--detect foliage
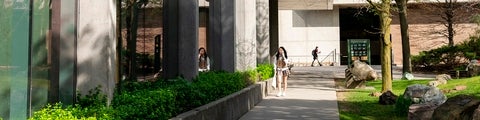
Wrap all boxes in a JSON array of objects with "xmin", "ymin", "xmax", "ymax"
[
  {"xmin": 112, "ymin": 89, "xmax": 176, "ymax": 120},
  {"xmin": 33, "ymin": 65, "xmax": 273, "ymax": 119},
  {"xmin": 76, "ymin": 86, "xmax": 107, "ymax": 108},
  {"xmin": 411, "ymin": 37, "xmax": 480, "ymax": 72},
  {"xmin": 30, "ymin": 86, "xmax": 115, "ymax": 120},
  {"xmin": 113, "ymin": 70, "xmax": 251, "ymax": 119},
  {"xmin": 338, "ymin": 76, "xmax": 480, "ymax": 120},
  {"xmin": 394, "ymin": 95, "xmax": 412, "ymax": 117},
  {"xmin": 30, "ymin": 103, "xmax": 98, "ymax": 120},
  {"xmin": 30, "ymin": 103, "xmax": 81, "ymax": 120},
  {"xmin": 257, "ymin": 64, "xmax": 274, "ymax": 80}
]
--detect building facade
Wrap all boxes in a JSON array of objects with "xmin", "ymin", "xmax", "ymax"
[{"xmin": 0, "ymin": 0, "xmax": 117, "ymax": 119}]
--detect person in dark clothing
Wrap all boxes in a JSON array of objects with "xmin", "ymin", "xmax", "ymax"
[{"xmin": 311, "ymin": 46, "xmax": 321, "ymax": 66}]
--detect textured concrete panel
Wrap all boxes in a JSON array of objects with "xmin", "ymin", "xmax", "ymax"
[
  {"xmin": 256, "ymin": 0, "xmax": 270, "ymax": 64},
  {"xmin": 235, "ymin": 0, "xmax": 257, "ymax": 71},
  {"xmin": 77, "ymin": 0, "xmax": 117, "ymax": 103}
]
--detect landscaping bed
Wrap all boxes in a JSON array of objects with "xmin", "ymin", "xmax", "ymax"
[{"xmin": 336, "ymin": 76, "xmax": 480, "ymax": 120}]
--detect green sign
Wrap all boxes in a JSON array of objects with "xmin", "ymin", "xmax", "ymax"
[{"xmin": 347, "ymin": 39, "xmax": 370, "ymax": 67}]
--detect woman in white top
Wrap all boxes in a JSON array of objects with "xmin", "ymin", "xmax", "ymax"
[
  {"xmin": 273, "ymin": 46, "xmax": 290, "ymax": 97},
  {"xmin": 198, "ymin": 47, "xmax": 210, "ymax": 72}
]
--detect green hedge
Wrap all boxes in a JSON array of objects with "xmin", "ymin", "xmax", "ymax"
[
  {"xmin": 412, "ymin": 36, "xmax": 480, "ymax": 72},
  {"xmin": 30, "ymin": 65, "xmax": 274, "ymax": 120}
]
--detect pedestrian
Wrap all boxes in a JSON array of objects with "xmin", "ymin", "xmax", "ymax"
[
  {"xmin": 273, "ymin": 46, "xmax": 290, "ymax": 97},
  {"xmin": 311, "ymin": 46, "xmax": 321, "ymax": 66},
  {"xmin": 198, "ymin": 47, "xmax": 210, "ymax": 72}
]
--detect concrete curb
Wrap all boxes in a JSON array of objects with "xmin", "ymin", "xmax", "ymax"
[{"xmin": 170, "ymin": 78, "xmax": 274, "ymax": 120}]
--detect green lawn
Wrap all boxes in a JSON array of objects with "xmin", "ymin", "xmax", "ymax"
[{"xmin": 338, "ymin": 76, "xmax": 480, "ymax": 120}]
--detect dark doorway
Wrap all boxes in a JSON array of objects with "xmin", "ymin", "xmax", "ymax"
[{"xmin": 339, "ymin": 8, "xmax": 382, "ymax": 65}]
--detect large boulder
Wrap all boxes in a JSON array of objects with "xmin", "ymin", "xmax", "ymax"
[
  {"xmin": 435, "ymin": 74, "xmax": 451, "ymax": 84},
  {"xmin": 403, "ymin": 84, "xmax": 446, "ymax": 105},
  {"xmin": 432, "ymin": 95, "xmax": 480, "ymax": 120},
  {"xmin": 408, "ymin": 103, "xmax": 439, "ymax": 120},
  {"xmin": 350, "ymin": 60, "xmax": 377, "ymax": 81},
  {"xmin": 379, "ymin": 90, "xmax": 397, "ymax": 105},
  {"xmin": 467, "ymin": 60, "xmax": 480, "ymax": 77}
]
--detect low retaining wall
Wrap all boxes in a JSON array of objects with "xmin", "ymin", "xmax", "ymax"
[{"xmin": 171, "ymin": 78, "xmax": 274, "ymax": 120}]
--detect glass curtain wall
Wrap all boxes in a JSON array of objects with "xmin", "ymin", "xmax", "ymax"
[{"xmin": 0, "ymin": 0, "xmax": 51, "ymax": 119}]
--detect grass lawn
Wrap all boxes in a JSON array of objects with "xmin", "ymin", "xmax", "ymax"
[{"xmin": 337, "ymin": 76, "xmax": 480, "ymax": 120}]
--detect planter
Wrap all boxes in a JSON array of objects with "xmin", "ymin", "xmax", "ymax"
[{"xmin": 170, "ymin": 78, "xmax": 274, "ymax": 120}]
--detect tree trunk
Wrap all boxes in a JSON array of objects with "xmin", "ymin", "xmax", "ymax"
[
  {"xmin": 116, "ymin": 0, "xmax": 123, "ymax": 92},
  {"xmin": 127, "ymin": 1, "xmax": 139, "ymax": 80},
  {"xmin": 446, "ymin": 7, "xmax": 454, "ymax": 47},
  {"xmin": 380, "ymin": 1, "xmax": 393, "ymax": 92},
  {"xmin": 395, "ymin": 0, "xmax": 412, "ymax": 79}
]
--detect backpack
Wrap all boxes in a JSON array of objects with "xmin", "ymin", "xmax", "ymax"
[{"xmin": 312, "ymin": 50, "xmax": 316, "ymax": 56}]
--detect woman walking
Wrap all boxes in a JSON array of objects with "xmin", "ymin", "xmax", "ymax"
[{"xmin": 273, "ymin": 47, "xmax": 290, "ymax": 97}]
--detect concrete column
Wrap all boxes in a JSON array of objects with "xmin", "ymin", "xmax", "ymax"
[
  {"xmin": 208, "ymin": 0, "xmax": 235, "ymax": 72},
  {"xmin": 235, "ymin": 0, "xmax": 257, "ymax": 70},
  {"xmin": 256, "ymin": 0, "xmax": 270, "ymax": 64},
  {"xmin": 269, "ymin": 0, "xmax": 279, "ymax": 60},
  {"xmin": 163, "ymin": 0, "xmax": 199, "ymax": 80},
  {"xmin": 77, "ymin": 0, "xmax": 117, "ymax": 104}
]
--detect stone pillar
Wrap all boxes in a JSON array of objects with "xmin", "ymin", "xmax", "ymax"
[
  {"xmin": 77, "ymin": 0, "xmax": 117, "ymax": 104},
  {"xmin": 163, "ymin": 0, "xmax": 199, "ymax": 80},
  {"xmin": 235, "ymin": 0, "xmax": 257, "ymax": 70},
  {"xmin": 269, "ymin": 0, "xmax": 279, "ymax": 60},
  {"xmin": 208, "ymin": 0, "xmax": 235, "ymax": 72},
  {"xmin": 256, "ymin": 0, "xmax": 270, "ymax": 64}
]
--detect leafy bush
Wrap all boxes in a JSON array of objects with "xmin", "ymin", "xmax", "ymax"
[
  {"xmin": 29, "ymin": 103, "xmax": 97, "ymax": 120},
  {"xmin": 411, "ymin": 37, "xmax": 480, "ymax": 72},
  {"xmin": 112, "ymin": 89, "xmax": 176, "ymax": 120},
  {"xmin": 394, "ymin": 95, "xmax": 412, "ymax": 117},
  {"xmin": 257, "ymin": 64, "xmax": 274, "ymax": 80},
  {"xmin": 112, "ymin": 71, "xmax": 249, "ymax": 119},
  {"xmin": 30, "ymin": 86, "xmax": 115, "ymax": 120},
  {"xmin": 76, "ymin": 86, "xmax": 107, "ymax": 108}
]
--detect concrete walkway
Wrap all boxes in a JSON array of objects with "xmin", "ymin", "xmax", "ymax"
[
  {"xmin": 239, "ymin": 66, "xmax": 341, "ymax": 120},
  {"xmin": 239, "ymin": 65, "xmax": 436, "ymax": 120}
]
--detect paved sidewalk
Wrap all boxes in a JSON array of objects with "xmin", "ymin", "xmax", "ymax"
[
  {"xmin": 239, "ymin": 66, "xmax": 340, "ymax": 120},
  {"xmin": 239, "ymin": 65, "xmax": 436, "ymax": 120}
]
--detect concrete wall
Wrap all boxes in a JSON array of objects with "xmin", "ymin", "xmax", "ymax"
[
  {"xmin": 278, "ymin": 7, "xmax": 340, "ymax": 66},
  {"xmin": 77, "ymin": 0, "xmax": 117, "ymax": 102},
  {"xmin": 256, "ymin": 0, "xmax": 270, "ymax": 64},
  {"xmin": 235, "ymin": 0, "xmax": 257, "ymax": 71}
]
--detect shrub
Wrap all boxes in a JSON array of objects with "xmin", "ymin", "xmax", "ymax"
[
  {"xmin": 76, "ymin": 86, "xmax": 107, "ymax": 108},
  {"xmin": 257, "ymin": 64, "xmax": 274, "ymax": 80},
  {"xmin": 112, "ymin": 89, "xmax": 176, "ymax": 120},
  {"xmin": 30, "ymin": 86, "xmax": 114, "ymax": 120},
  {"xmin": 29, "ymin": 103, "xmax": 96, "ymax": 120},
  {"xmin": 394, "ymin": 95, "xmax": 412, "ymax": 117},
  {"xmin": 411, "ymin": 45, "xmax": 469, "ymax": 72}
]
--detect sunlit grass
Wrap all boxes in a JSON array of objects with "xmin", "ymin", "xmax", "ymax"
[{"xmin": 338, "ymin": 76, "xmax": 480, "ymax": 120}]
